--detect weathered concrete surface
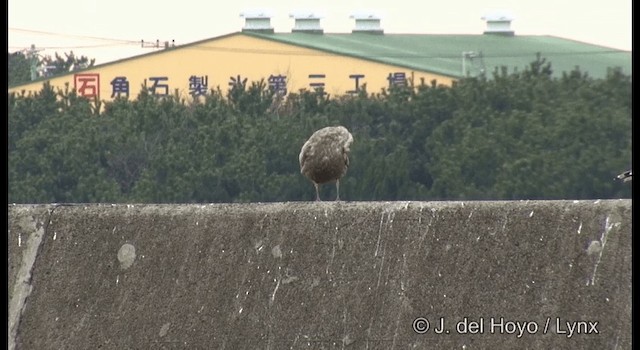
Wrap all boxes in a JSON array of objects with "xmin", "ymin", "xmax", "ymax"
[{"xmin": 8, "ymin": 200, "xmax": 631, "ymax": 349}]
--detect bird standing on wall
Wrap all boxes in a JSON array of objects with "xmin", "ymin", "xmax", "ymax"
[
  {"xmin": 299, "ymin": 126, "xmax": 354, "ymax": 201},
  {"xmin": 616, "ymin": 170, "xmax": 632, "ymax": 182}
]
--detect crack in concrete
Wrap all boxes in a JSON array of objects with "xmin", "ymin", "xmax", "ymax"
[{"xmin": 8, "ymin": 204, "xmax": 59, "ymax": 350}]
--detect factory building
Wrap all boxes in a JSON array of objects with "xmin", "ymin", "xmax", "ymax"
[{"xmin": 8, "ymin": 11, "xmax": 631, "ymax": 102}]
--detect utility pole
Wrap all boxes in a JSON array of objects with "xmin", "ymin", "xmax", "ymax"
[{"xmin": 27, "ymin": 44, "xmax": 43, "ymax": 81}]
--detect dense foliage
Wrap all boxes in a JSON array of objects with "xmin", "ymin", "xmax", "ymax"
[
  {"xmin": 8, "ymin": 57, "xmax": 632, "ymax": 203},
  {"xmin": 8, "ymin": 51, "xmax": 33, "ymax": 86},
  {"xmin": 8, "ymin": 50, "xmax": 96, "ymax": 86}
]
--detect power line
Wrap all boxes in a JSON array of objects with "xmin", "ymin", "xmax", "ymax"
[
  {"xmin": 10, "ymin": 43, "xmax": 139, "ymax": 51},
  {"xmin": 9, "ymin": 27, "xmax": 139, "ymax": 44}
]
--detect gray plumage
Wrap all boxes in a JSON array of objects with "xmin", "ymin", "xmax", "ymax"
[
  {"xmin": 616, "ymin": 170, "xmax": 632, "ymax": 182},
  {"xmin": 299, "ymin": 126, "xmax": 354, "ymax": 201}
]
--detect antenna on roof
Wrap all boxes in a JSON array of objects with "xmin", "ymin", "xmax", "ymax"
[
  {"xmin": 461, "ymin": 51, "xmax": 486, "ymax": 77},
  {"xmin": 140, "ymin": 39, "xmax": 176, "ymax": 49}
]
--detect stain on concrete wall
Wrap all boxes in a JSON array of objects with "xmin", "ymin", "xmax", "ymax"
[{"xmin": 8, "ymin": 200, "xmax": 631, "ymax": 349}]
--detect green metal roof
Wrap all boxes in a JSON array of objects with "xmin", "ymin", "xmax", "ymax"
[
  {"xmin": 245, "ymin": 32, "xmax": 631, "ymax": 79},
  {"xmin": 9, "ymin": 31, "xmax": 631, "ymax": 89}
]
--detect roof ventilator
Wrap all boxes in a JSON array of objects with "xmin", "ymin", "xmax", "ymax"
[
  {"xmin": 290, "ymin": 10, "xmax": 324, "ymax": 34},
  {"xmin": 481, "ymin": 10, "xmax": 515, "ymax": 36},
  {"xmin": 350, "ymin": 11, "xmax": 384, "ymax": 34},
  {"xmin": 240, "ymin": 9, "xmax": 275, "ymax": 33}
]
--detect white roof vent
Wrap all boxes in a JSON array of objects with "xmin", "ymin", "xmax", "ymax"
[
  {"xmin": 290, "ymin": 10, "xmax": 324, "ymax": 34},
  {"xmin": 481, "ymin": 10, "xmax": 515, "ymax": 36},
  {"xmin": 350, "ymin": 11, "xmax": 383, "ymax": 34},
  {"xmin": 240, "ymin": 9, "xmax": 275, "ymax": 33}
]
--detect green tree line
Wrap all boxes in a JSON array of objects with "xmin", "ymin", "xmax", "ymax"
[
  {"xmin": 8, "ymin": 57, "xmax": 631, "ymax": 203},
  {"xmin": 9, "ymin": 50, "xmax": 95, "ymax": 86}
]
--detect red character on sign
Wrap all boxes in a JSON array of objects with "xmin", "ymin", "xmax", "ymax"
[{"xmin": 74, "ymin": 73, "xmax": 100, "ymax": 99}]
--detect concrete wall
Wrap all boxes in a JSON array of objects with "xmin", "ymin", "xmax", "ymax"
[{"xmin": 8, "ymin": 200, "xmax": 631, "ymax": 349}]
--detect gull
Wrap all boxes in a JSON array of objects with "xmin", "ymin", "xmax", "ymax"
[
  {"xmin": 616, "ymin": 170, "xmax": 632, "ymax": 182},
  {"xmin": 299, "ymin": 126, "xmax": 354, "ymax": 201}
]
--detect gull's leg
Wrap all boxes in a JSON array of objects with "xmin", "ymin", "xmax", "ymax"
[
  {"xmin": 335, "ymin": 179, "xmax": 341, "ymax": 201},
  {"xmin": 315, "ymin": 183, "xmax": 321, "ymax": 201}
]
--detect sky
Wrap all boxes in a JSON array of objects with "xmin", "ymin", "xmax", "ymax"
[{"xmin": 8, "ymin": 0, "xmax": 632, "ymax": 65}]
